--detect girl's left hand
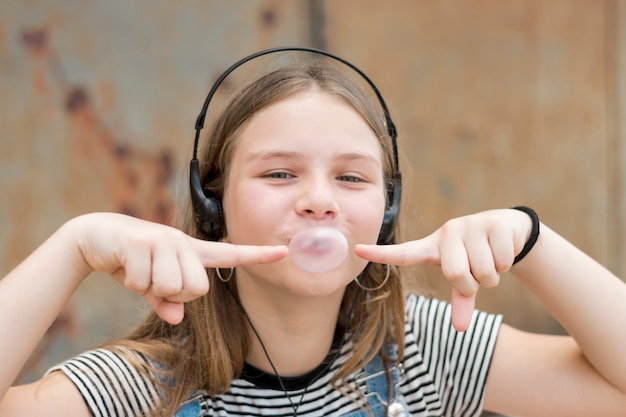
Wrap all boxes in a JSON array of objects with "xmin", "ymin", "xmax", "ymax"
[{"xmin": 355, "ymin": 208, "xmax": 532, "ymax": 331}]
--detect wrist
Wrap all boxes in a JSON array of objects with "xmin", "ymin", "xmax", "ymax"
[
  {"xmin": 510, "ymin": 206, "xmax": 540, "ymax": 265},
  {"xmin": 58, "ymin": 215, "xmax": 98, "ymax": 281}
]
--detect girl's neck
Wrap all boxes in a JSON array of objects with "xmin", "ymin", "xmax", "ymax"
[{"xmin": 237, "ymin": 281, "xmax": 345, "ymax": 377}]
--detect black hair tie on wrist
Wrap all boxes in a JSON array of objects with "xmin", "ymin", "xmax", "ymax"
[{"xmin": 511, "ymin": 206, "xmax": 540, "ymax": 265}]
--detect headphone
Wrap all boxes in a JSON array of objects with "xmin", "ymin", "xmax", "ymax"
[{"xmin": 190, "ymin": 46, "xmax": 402, "ymax": 244}]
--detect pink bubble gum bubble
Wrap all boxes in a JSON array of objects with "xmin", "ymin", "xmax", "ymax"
[{"xmin": 288, "ymin": 227, "xmax": 348, "ymax": 273}]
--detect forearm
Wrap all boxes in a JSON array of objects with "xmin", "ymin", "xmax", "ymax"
[
  {"xmin": 512, "ymin": 223, "xmax": 626, "ymax": 392},
  {"xmin": 0, "ymin": 218, "xmax": 91, "ymax": 399}
]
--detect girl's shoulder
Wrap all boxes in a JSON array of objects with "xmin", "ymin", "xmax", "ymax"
[{"xmin": 46, "ymin": 346, "xmax": 159, "ymax": 416}]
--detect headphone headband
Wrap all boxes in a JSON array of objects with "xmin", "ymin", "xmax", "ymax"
[{"xmin": 192, "ymin": 47, "xmax": 398, "ymax": 170}]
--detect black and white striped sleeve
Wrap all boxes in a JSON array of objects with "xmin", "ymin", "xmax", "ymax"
[
  {"xmin": 405, "ymin": 294, "xmax": 503, "ymax": 417},
  {"xmin": 46, "ymin": 347, "xmax": 160, "ymax": 417}
]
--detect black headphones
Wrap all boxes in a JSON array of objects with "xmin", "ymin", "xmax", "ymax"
[{"xmin": 190, "ymin": 46, "xmax": 402, "ymax": 244}]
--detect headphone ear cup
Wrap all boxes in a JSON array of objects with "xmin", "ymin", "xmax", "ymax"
[
  {"xmin": 377, "ymin": 174, "xmax": 402, "ymax": 245},
  {"xmin": 189, "ymin": 159, "xmax": 223, "ymax": 241}
]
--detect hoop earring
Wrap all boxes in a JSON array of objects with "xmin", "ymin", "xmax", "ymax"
[
  {"xmin": 354, "ymin": 264, "xmax": 391, "ymax": 291},
  {"xmin": 216, "ymin": 267, "xmax": 234, "ymax": 283}
]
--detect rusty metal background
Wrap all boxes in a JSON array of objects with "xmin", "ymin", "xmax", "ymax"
[{"xmin": 1, "ymin": 8, "xmax": 623, "ymax": 417}]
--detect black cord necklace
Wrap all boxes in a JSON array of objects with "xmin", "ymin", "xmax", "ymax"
[{"xmin": 227, "ymin": 286, "xmax": 358, "ymax": 416}]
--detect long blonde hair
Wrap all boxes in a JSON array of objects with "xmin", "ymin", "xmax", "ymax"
[{"xmin": 110, "ymin": 59, "xmax": 406, "ymax": 416}]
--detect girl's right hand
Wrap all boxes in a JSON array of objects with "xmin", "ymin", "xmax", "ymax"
[{"xmin": 70, "ymin": 213, "xmax": 288, "ymax": 324}]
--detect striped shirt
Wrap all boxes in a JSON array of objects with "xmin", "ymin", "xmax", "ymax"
[{"xmin": 48, "ymin": 294, "xmax": 502, "ymax": 416}]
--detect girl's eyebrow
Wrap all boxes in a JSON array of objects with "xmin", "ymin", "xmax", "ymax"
[
  {"xmin": 246, "ymin": 151, "xmax": 302, "ymax": 162},
  {"xmin": 336, "ymin": 152, "xmax": 381, "ymax": 165},
  {"xmin": 246, "ymin": 150, "xmax": 380, "ymax": 166}
]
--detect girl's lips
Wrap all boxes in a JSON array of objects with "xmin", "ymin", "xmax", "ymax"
[{"xmin": 288, "ymin": 227, "xmax": 349, "ymax": 273}]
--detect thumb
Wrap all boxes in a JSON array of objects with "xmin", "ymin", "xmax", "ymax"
[
  {"xmin": 450, "ymin": 287, "xmax": 476, "ymax": 332},
  {"xmin": 148, "ymin": 297, "xmax": 185, "ymax": 325}
]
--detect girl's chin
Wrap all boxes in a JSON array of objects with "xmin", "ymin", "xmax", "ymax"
[
  {"xmin": 239, "ymin": 263, "xmax": 359, "ymax": 298},
  {"xmin": 284, "ymin": 270, "xmax": 353, "ymax": 297}
]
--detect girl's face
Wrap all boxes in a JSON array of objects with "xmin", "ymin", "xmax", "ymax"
[{"xmin": 222, "ymin": 90, "xmax": 386, "ymax": 297}]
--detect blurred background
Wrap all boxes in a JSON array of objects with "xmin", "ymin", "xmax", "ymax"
[{"xmin": 2, "ymin": 1, "xmax": 625, "ymax": 411}]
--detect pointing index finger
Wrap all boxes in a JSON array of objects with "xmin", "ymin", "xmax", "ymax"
[
  {"xmin": 191, "ymin": 239, "xmax": 288, "ymax": 268},
  {"xmin": 355, "ymin": 236, "xmax": 440, "ymax": 266}
]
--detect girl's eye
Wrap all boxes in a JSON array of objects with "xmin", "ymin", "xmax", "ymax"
[
  {"xmin": 337, "ymin": 175, "xmax": 364, "ymax": 183},
  {"xmin": 265, "ymin": 171, "xmax": 293, "ymax": 179}
]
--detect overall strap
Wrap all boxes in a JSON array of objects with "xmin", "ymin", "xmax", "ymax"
[{"xmin": 362, "ymin": 344, "xmax": 409, "ymax": 417}]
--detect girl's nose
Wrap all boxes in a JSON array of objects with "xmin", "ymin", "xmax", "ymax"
[{"xmin": 294, "ymin": 177, "xmax": 340, "ymax": 220}]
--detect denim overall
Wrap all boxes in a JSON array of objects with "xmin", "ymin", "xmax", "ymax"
[
  {"xmin": 345, "ymin": 344, "xmax": 409, "ymax": 417},
  {"xmin": 174, "ymin": 345, "xmax": 409, "ymax": 417}
]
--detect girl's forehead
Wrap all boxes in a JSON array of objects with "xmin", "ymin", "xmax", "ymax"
[
  {"xmin": 251, "ymin": 89, "xmax": 342, "ymax": 116},
  {"xmin": 233, "ymin": 92, "xmax": 381, "ymax": 157},
  {"xmin": 246, "ymin": 91, "xmax": 373, "ymax": 134}
]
